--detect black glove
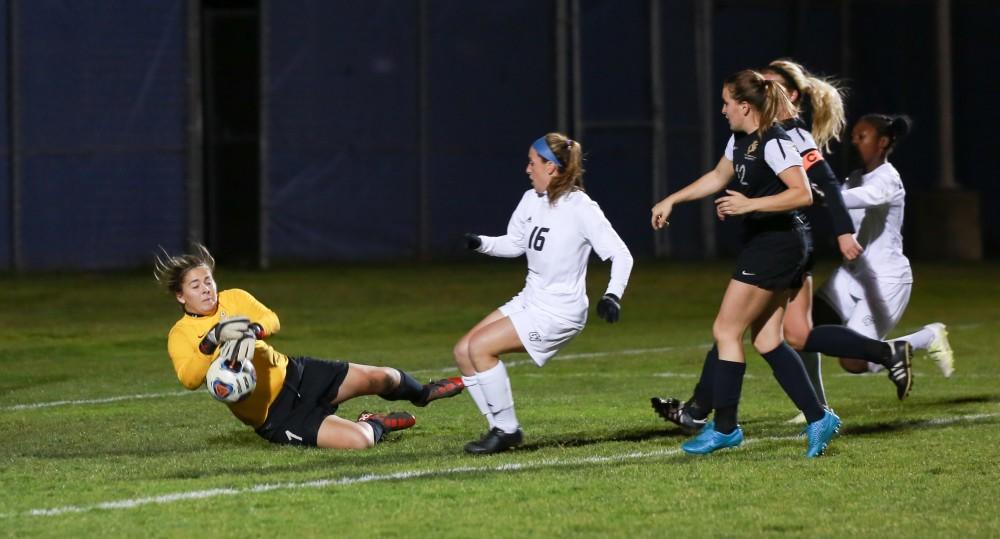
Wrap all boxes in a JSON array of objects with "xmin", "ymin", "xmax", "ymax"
[
  {"xmin": 199, "ymin": 316, "xmax": 251, "ymax": 354},
  {"xmin": 596, "ymin": 293, "xmax": 621, "ymax": 323},
  {"xmin": 464, "ymin": 233, "xmax": 482, "ymax": 250}
]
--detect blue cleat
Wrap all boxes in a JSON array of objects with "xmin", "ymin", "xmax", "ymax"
[
  {"xmin": 805, "ymin": 409, "xmax": 841, "ymax": 458},
  {"xmin": 681, "ymin": 425, "xmax": 743, "ymax": 455}
]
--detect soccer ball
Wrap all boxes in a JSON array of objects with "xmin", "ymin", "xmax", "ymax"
[{"xmin": 205, "ymin": 356, "xmax": 257, "ymax": 403}]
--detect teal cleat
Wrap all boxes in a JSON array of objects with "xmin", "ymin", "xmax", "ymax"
[
  {"xmin": 681, "ymin": 425, "xmax": 743, "ymax": 455},
  {"xmin": 805, "ymin": 409, "xmax": 841, "ymax": 458}
]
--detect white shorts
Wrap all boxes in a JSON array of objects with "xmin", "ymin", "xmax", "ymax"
[
  {"xmin": 499, "ymin": 294, "xmax": 583, "ymax": 367},
  {"xmin": 818, "ymin": 268, "xmax": 912, "ymax": 372}
]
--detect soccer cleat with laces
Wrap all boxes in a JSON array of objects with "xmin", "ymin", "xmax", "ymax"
[
  {"xmin": 886, "ymin": 341, "xmax": 913, "ymax": 400},
  {"xmin": 924, "ymin": 323, "xmax": 954, "ymax": 378},
  {"xmin": 805, "ymin": 409, "xmax": 841, "ymax": 458},
  {"xmin": 356, "ymin": 411, "xmax": 416, "ymax": 432},
  {"xmin": 464, "ymin": 427, "xmax": 523, "ymax": 455},
  {"xmin": 681, "ymin": 425, "xmax": 743, "ymax": 455},
  {"xmin": 414, "ymin": 377, "xmax": 465, "ymax": 407},
  {"xmin": 651, "ymin": 397, "xmax": 709, "ymax": 432}
]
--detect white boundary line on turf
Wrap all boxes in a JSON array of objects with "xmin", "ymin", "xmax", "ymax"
[
  {"xmin": 2, "ymin": 344, "xmax": 710, "ymax": 411},
  {"xmin": 6, "ymin": 410, "xmax": 997, "ymax": 520}
]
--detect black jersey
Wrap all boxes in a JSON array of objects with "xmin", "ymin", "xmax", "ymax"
[
  {"xmin": 780, "ymin": 117, "xmax": 855, "ymax": 237},
  {"xmin": 724, "ymin": 125, "xmax": 805, "ymax": 230}
]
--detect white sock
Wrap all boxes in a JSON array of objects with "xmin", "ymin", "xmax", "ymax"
[
  {"xmin": 898, "ymin": 327, "xmax": 935, "ymax": 350},
  {"xmin": 461, "ymin": 375, "xmax": 496, "ymax": 429},
  {"xmin": 476, "ymin": 361, "xmax": 519, "ymax": 433}
]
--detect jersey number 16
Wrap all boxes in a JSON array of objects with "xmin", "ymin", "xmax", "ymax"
[{"xmin": 528, "ymin": 226, "xmax": 550, "ymax": 251}]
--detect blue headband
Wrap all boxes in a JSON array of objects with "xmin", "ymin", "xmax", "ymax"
[{"xmin": 532, "ymin": 137, "xmax": 563, "ymax": 168}]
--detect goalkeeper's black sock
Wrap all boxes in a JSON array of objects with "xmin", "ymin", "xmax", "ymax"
[
  {"xmin": 711, "ymin": 359, "xmax": 746, "ymax": 435},
  {"xmin": 361, "ymin": 420, "xmax": 386, "ymax": 444},
  {"xmin": 380, "ymin": 369, "xmax": 425, "ymax": 402},
  {"xmin": 803, "ymin": 325, "xmax": 892, "ymax": 366},
  {"xmin": 762, "ymin": 343, "xmax": 824, "ymax": 423}
]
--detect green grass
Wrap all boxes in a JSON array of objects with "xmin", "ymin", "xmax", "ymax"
[{"xmin": 1, "ymin": 260, "xmax": 998, "ymax": 538}]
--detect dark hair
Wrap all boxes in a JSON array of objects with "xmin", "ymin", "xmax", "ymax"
[
  {"xmin": 859, "ymin": 113, "xmax": 912, "ymax": 155},
  {"xmin": 723, "ymin": 69, "xmax": 797, "ymax": 137}
]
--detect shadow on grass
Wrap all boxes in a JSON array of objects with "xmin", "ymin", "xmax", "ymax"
[{"xmin": 515, "ymin": 426, "xmax": 688, "ymax": 452}]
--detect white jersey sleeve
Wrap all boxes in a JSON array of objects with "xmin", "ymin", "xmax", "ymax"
[
  {"xmin": 724, "ymin": 135, "xmax": 735, "ymax": 161},
  {"xmin": 763, "ymin": 138, "xmax": 803, "ymax": 175},
  {"xmin": 578, "ymin": 199, "xmax": 633, "ymax": 299},
  {"xmin": 786, "ymin": 126, "xmax": 818, "ymax": 154},
  {"xmin": 477, "ymin": 191, "xmax": 531, "ymax": 257},
  {"xmin": 842, "ymin": 167, "xmax": 905, "ymax": 209}
]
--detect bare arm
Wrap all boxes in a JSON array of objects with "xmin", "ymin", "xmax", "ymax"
[
  {"xmin": 651, "ymin": 156, "xmax": 734, "ymax": 229},
  {"xmin": 715, "ymin": 165, "xmax": 813, "ymax": 216}
]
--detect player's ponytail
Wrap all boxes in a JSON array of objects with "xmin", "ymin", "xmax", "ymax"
[
  {"xmin": 724, "ymin": 69, "xmax": 796, "ymax": 138},
  {"xmin": 540, "ymin": 132, "xmax": 585, "ymax": 204},
  {"xmin": 764, "ymin": 59, "xmax": 847, "ymax": 153}
]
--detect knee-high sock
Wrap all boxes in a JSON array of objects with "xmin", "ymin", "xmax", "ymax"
[
  {"xmin": 763, "ymin": 343, "xmax": 824, "ymax": 423},
  {"xmin": 476, "ymin": 361, "xmax": 519, "ymax": 433},
  {"xmin": 798, "ymin": 350, "xmax": 827, "ymax": 407},
  {"xmin": 803, "ymin": 325, "xmax": 892, "ymax": 367},
  {"xmin": 461, "ymin": 374, "xmax": 496, "ymax": 429},
  {"xmin": 688, "ymin": 344, "xmax": 718, "ymax": 420},
  {"xmin": 380, "ymin": 369, "xmax": 425, "ymax": 402},
  {"xmin": 712, "ymin": 359, "xmax": 746, "ymax": 435}
]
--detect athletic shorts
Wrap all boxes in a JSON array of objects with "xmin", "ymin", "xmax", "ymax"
[
  {"xmin": 817, "ymin": 267, "xmax": 912, "ymax": 341},
  {"xmin": 499, "ymin": 293, "xmax": 584, "ymax": 367},
  {"xmin": 732, "ymin": 224, "xmax": 812, "ymax": 291},
  {"xmin": 254, "ymin": 357, "xmax": 349, "ymax": 446}
]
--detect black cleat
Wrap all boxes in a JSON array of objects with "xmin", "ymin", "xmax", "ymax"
[
  {"xmin": 886, "ymin": 341, "xmax": 913, "ymax": 400},
  {"xmin": 357, "ymin": 411, "xmax": 416, "ymax": 432},
  {"xmin": 464, "ymin": 427, "xmax": 523, "ymax": 455},
  {"xmin": 414, "ymin": 377, "xmax": 465, "ymax": 407},
  {"xmin": 651, "ymin": 397, "xmax": 709, "ymax": 432}
]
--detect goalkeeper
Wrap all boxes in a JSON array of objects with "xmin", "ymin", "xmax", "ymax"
[{"xmin": 155, "ymin": 243, "xmax": 464, "ymax": 449}]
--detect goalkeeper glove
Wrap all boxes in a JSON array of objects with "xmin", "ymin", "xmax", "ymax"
[
  {"xmin": 199, "ymin": 316, "xmax": 251, "ymax": 354},
  {"xmin": 464, "ymin": 233, "xmax": 482, "ymax": 250},
  {"xmin": 596, "ymin": 293, "xmax": 621, "ymax": 324},
  {"xmin": 218, "ymin": 335, "xmax": 256, "ymax": 368}
]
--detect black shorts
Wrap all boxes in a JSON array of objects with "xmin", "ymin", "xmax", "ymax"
[
  {"xmin": 254, "ymin": 357, "xmax": 349, "ymax": 446},
  {"xmin": 732, "ymin": 224, "xmax": 813, "ymax": 291}
]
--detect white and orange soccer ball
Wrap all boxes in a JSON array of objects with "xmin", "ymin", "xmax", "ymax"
[{"xmin": 205, "ymin": 356, "xmax": 256, "ymax": 403}]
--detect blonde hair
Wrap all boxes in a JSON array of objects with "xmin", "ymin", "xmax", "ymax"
[
  {"xmin": 723, "ymin": 69, "xmax": 797, "ymax": 138},
  {"xmin": 538, "ymin": 132, "xmax": 585, "ymax": 204},
  {"xmin": 764, "ymin": 59, "xmax": 847, "ymax": 153},
  {"xmin": 153, "ymin": 243, "xmax": 215, "ymax": 295}
]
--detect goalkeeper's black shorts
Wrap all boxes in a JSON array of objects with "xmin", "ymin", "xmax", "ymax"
[{"xmin": 254, "ymin": 356, "xmax": 349, "ymax": 446}]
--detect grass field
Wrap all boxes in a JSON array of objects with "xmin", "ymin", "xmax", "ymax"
[{"xmin": 1, "ymin": 259, "xmax": 998, "ymax": 538}]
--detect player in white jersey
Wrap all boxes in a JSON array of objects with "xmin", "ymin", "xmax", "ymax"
[
  {"xmin": 455, "ymin": 132, "xmax": 634, "ymax": 454},
  {"xmin": 809, "ymin": 114, "xmax": 954, "ymax": 378},
  {"xmin": 651, "ymin": 70, "xmax": 840, "ymax": 458}
]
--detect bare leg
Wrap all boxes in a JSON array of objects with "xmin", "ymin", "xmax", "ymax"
[{"xmin": 316, "ymin": 414, "xmax": 377, "ymax": 449}]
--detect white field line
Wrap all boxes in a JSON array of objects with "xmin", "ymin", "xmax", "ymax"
[
  {"xmin": 6, "ymin": 410, "xmax": 997, "ymax": 520},
  {"xmin": 3, "ymin": 344, "xmax": 711, "ymax": 412},
  {"xmin": 4, "ymin": 319, "xmax": 989, "ymax": 411}
]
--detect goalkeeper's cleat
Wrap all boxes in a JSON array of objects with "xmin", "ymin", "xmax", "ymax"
[
  {"xmin": 886, "ymin": 341, "xmax": 913, "ymax": 400},
  {"xmin": 924, "ymin": 323, "xmax": 955, "ymax": 378},
  {"xmin": 464, "ymin": 427, "xmax": 523, "ymax": 455},
  {"xmin": 357, "ymin": 411, "xmax": 416, "ymax": 432},
  {"xmin": 414, "ymin": 377, "xmax": 465, "ymax": 407},
  {"xmin": 681, "ymin": 425, "xmax": 743, "ymax": 455},
  {"xmin": 651, "ymin": 397, "xmax": 708, "ymax": 432},
  {"xmin": 805, "ymin": 409, "xmax": 841, "ymax": 458}
]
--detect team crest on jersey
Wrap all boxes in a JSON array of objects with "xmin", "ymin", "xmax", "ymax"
[
  {"xmin": 528, "ymin": 332, "xmax": 541, "ymax": 342},
  {"xmin": 745, "ymin": 139, "xmax": 758, "ymax": 161}
]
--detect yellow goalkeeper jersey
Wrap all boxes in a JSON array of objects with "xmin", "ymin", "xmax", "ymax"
[{"xmin": 167, "ymin": 288, "xmax": 289, "ymax": 428}]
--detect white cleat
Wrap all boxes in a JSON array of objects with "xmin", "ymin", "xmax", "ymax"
[{"xmin": 925, "ymin": 323, "xmax": 955, "ymax": 378}]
